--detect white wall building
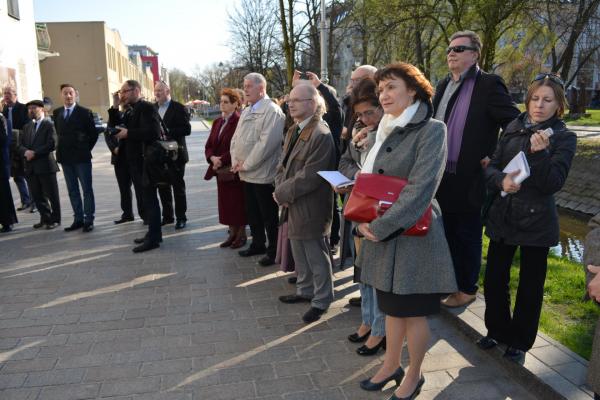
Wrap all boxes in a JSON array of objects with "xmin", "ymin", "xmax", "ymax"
[{"xmin": 0, "ymin": 0, "xmax": 43, "ymax": 101}]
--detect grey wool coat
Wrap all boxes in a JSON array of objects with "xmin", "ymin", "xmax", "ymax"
[
  {"xmin": 274, "ymin": 115, "xmax": 336, "ymax": 240},
  {"xmin": 356, "ymin": 101, "xmax": 458, "ymax": 295}
]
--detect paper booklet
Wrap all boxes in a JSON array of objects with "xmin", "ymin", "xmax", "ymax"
[
  {"xmin": 317, "ymin": 171, "xmax": 355, "ymax": 189},
  {"xmin": 500, "ymin": 151, "xmax": 531, "ymax": 197}
]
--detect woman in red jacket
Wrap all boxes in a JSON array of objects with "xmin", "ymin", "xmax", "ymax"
[{"xmin": 204, "ymin": 88, "xmax": 247, "ymax": 248}]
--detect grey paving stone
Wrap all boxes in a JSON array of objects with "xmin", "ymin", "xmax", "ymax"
[
  {"xmin": 0, "ymin": 373, "xmax": 27, "ymax": 389},
  {"xmin": 140, "ymin": 359, "xmax": 193, "ymax": 376},
  {"xmin": 99, "ymin": 376, "xmax": 161, "ymax": 397},
  {"xmin": 23, "ymin": 368, "xmax": 85, "ymax": 387},
  {"xmin": 37, "ymin": 383, "xmax": 100, "ymax": 400},
  {"xmin": 0, "ymin": 387, "xmax": 40, "ymax": 400},
  {"xmin": 84, "ymin": 363, "xmax": 141, "ymax": 382}
]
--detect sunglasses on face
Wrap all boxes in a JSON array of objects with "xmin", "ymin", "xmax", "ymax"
[
  {"xmin": 532, "ymin": 73, "xmax": 565, "ymax": 88},
  {"xmin": 446, "ymin": 45, "xmax": 478, "ymax": 54}
]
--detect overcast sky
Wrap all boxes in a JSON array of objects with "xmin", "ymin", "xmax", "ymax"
[{"xmin": 34, "ymin": 0, "xmax": 239, "ymax": 74}]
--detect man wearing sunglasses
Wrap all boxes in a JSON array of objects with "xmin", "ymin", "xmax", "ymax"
[{"xmin": 433, "ymin": 30, "xmax": 520, "ymax": 308}]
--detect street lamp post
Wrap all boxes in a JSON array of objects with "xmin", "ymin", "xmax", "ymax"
[{"xmin": 320, "ymin": 0, "xmax": 329, "ymax": 84}]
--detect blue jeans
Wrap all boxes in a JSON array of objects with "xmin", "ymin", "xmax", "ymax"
[
  {"xmin": 360, "ymin": 283, "xmax": 385, "ymax": 337},
  {"xmin": 13, "ymin": 175, "xmax": 31, "ymax": 206},
  {"xmin": 62, "ymin": 162, "xmax": 95, "ymax": 224}
]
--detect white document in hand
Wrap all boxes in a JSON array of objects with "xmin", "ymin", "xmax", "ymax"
[
  {"xmin": 317, "ymin": 171, "xmax": 355, "ymax": 189},
  {"xmin": 500, "ymin": 151, "xmax": 530, "ymax": 197}
]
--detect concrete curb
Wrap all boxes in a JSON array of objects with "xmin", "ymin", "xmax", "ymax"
[{"xmin": 440, "ymin": 294, "xmax": 594, "ymax": 399}]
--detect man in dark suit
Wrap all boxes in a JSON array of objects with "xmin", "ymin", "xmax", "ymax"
[
  {"xmin": 154, "ymin": 82, "xmax": 191, "ymax": 230},
  {"xmin": 53, "ymin": 84, "xmax": 98, "ymax": 232},
  {"xmin": 2, "ymin": 85, "xmax": 33, "ymax": 211},
  {"xmin": 105, "ymin": 102, "xmax": 136, "ymax": 224},
  {"xmin": 433, "ymin": 30, "xmax": 520, "ymax": 307},
  {"xmin": 114, "ymin": 80, "xmax": 162, "ymax": 253},
  {"xmin": 19, "ymin": 100, "xmax": 61, "ymax": 229}
]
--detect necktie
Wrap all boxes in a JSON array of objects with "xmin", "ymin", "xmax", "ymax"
[
  {"xmin": 6, "ymin": 108, "xmax": 13, "ymax": 134},
  {"xmin": 65, "ymin": 108, "xmax": 71, "ymax": 121},
  {"xmin": 283, "ymin": 126, "xmax": 302, "ymax": 168}
]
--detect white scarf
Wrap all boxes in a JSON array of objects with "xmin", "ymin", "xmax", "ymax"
[{"xmin": 361, "ymin": 101, "xmax": 420, "ymax": 173}]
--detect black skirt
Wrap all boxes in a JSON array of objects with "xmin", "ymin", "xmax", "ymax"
[{"xmin": 376, "ymin": 290, "xmax": 441, "ymax": 317}]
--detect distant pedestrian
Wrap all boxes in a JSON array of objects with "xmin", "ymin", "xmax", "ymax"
[
  {"xmin": 19, "ymin": 100, "xmax": 61, "ymax": 229},
  {"xmin": 154, "ymin": 81, "xmax": 191, "ymax": 230},
  {"xmin": 53, "ymin": 84, "xmax": 98, "ymax": 233}
]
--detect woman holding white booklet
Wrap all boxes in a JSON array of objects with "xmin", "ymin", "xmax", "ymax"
[{"xmin": 478, "ymin": 73, "xmax": 577, "ymax": 362}]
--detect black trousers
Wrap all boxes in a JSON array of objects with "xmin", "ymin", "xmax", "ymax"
[
  {"xmin": 484, "ymin": 240, "xmax": 549, "ymax": 351},
  {"xmin": 442, "ymin": 212, "xmax": 483, "ymax": 295},
  {"xmin": 158, "ymin": 163, "xmax": 187, "ymax": 222},
  {"xmin": 114, "ymin": 163, "xmax": 134, "ymax": 219},
  {"xmin": 27, "ymin": 172, "xmax": 60, "ymax": 224},
  {"xmin": 243, "ymin": 182, "xmax": 278, "ymax": 259},
  {"xmin": 129, "ymin": 160, "xmax": 145, "ymax": 221},
  {"xmin": 330, "ymin": 192, "xmax": 341, "ymax": 246},
  {"xmin": 142, "ymin": 183, "xmax": 162, "ymax": 244}
]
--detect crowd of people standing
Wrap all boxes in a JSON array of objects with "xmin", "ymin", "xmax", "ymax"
[{"xmin": 0, "ymin": 29, "xmax": 599, "ymax": 400}]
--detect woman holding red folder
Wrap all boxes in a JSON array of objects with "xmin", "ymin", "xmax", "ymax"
[
  {"xmin": 354, "ymin": 63, "xmax": 457, "ymax": 400},
  {"xmin": 478, "ymin": 73, "xmax": 577, "ymax": 362}
]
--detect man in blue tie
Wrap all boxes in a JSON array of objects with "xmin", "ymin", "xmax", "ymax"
[
  {"xmin": 52, "ymin": 84, "xmax": 98, "ymax": 232},
  {"xmin": 2, "ymin": 85, "xmax": 33, "ymax": 212}
]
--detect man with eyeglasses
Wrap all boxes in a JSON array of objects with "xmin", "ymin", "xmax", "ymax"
[
  {"xmin": 154, "ymin": 81, "xmax": 191, "ymax": 230},
  {"xmin": 433, "ymin": 30, "xmax": 520, "ymax": 308},
  {"xmin": 275, "ymin": 83, "xmax": 336, "ymax": 323},
  {"xmin": 112, "ymin": 80, "xmax": 163, "ymax": 252}
]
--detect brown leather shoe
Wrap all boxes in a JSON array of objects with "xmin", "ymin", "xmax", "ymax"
[
  {"xmin": 219, "ymin": 237, "xmax": 235, "ymax": 248},
  {"xmin": 441, "ymin": 292, "xmax": 476, "ymax": 308},
  {"xmin": 229, "ymin": 236, "xmax": 247, "ymax": 249}
]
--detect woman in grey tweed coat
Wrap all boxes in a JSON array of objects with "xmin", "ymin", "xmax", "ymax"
[{"xmin": 356, "ymin": 63, "xmax": 457, "ymax": 400}]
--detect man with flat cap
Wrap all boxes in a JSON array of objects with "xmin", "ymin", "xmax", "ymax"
[{"xmin": 19, "ymin": 100, "xmax": 61, "ymax": 229}]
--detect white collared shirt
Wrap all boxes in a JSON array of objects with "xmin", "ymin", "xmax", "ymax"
[{"xmin": 158, "ymin": 99, "xmax": 171, "ymax": 119}]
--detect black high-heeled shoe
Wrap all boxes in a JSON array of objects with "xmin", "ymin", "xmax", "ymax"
[
  {"xmin": 348, "ymin": 329, "xmax": 371, "ymax": 343},
  {"xmin": 388, "ymin": 376, "xmax": 425, "ymax": 400},
  {"xmin": 360, "ymin": 366, "xmax": 405, "ymax": 391},
  {"xmin": 356, "ymin": 336, "xmax": 386, "ymax": 356}
]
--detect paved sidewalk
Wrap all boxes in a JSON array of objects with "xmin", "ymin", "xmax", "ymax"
[{"xmin": 0, "ymin": 122, "xmax": 538, "ymax": 399}]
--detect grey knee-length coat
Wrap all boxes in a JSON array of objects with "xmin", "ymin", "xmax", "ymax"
[{"xmin": 356, "ymin": 101, "xmax": 457, "ymax": 296}]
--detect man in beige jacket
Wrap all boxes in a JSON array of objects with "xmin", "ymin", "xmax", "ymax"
[{"xmin": 230, "ymin": 73, "xmax": 285, "ymax": 266}]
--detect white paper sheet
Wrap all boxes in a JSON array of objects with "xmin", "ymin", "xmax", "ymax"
[
  {"xmin": 500, "ymin": 151, "xmax": 530, "ymax": 197},
  {"xmin": 317, "ymin": 171, "xmax": 355, "ymax": 188}
]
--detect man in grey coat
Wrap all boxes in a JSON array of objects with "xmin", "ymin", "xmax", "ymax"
[{"xmin": 275, "ymin": 84, "xmax": 336, "ymax": 323}]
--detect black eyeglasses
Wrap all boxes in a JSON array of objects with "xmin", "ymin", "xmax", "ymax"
[
  {"xmin": 446, "ymin": 45, "xmax": 478, "ymax": 54},
  {"xmin": 532, "ymin": 73, "xmax": 565, "ymax": 88}
]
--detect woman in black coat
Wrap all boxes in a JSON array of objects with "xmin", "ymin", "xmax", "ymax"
[
  {"xmin": 0, "ymin": 113, "xmax": 18, "ymax": 232},
  {"xmin": 478, "ymin": 73, "xmax": 577, "ymax": 362}
]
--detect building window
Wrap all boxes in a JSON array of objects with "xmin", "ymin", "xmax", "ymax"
[{"xmin": 7, "ymin": 0, "xmax": 20, "ymax": 20}]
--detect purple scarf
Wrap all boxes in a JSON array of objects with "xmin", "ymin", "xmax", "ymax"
[{"xmin": 445, "ymin": 66, "xmax": 479, "ymax": 173}]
